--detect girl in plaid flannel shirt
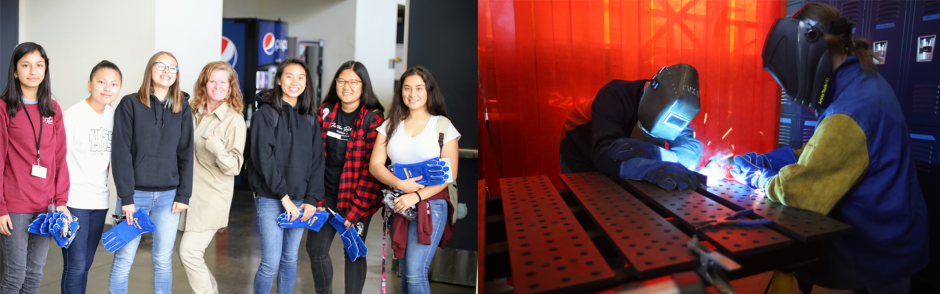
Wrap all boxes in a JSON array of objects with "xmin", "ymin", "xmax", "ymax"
[{"xmin": 306, "ymin": 61, "xmax": 385, "ymax": 294}]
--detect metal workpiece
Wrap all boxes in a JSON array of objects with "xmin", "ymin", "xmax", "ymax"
[
  {"xmin": 620, "ymin": 179, "xmax": 791, "ymax": 257},
  {"xmin": 559, "ymin": 173, "xmax": 697, "ymax": 278},
  {"xmin": 500, "ymin": 176, "xmax": 615, "ymax": 294},
  {"xmin": 702, "ymin": 180, "xmax": 852, "ymax": 243}
]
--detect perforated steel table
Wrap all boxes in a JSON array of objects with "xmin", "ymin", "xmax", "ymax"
[{"xmin": 487, "ymin": 172, "xmax": 854, "ymax": 293}]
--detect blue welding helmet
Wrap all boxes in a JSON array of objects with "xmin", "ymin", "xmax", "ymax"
[
  {"xmin": 762, "ymin": 12, "xmax": 853, "ymax": 115},
  {"xmin": 637, "ymin": 63, "xmax": 701, "ymax": 141}
]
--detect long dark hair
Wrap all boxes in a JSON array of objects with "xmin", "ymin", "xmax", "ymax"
[
  {"xmin": 1, "ymin": 42, "xmax": 55, "ymax": 118},
  {"xmin": 260, "ymin": 58, "xmax": 315, "ymax": 115},
  {"xmin": 795, "ymin": 3, "xmax": 880, "ymax": 75},
  {"xmin": 322, "ymin": 60, "xmax": 384, "ymax": 112},
  {"xmin": 384, "ymin": 66, "xmax": 447, "ymax": 144}
]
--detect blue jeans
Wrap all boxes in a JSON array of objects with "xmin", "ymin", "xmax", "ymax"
[
  {"xmin": 61, "ymin": 207, "xmax": 107, "ymax": 294},
  {"xmin": 253, "ymin": 196, "xmax": 305, "ymax": 294},
  {"xmin": 108, "ymin": 190, "xmax": 181, "ymax": 294},
  {"xmin": 400, "ymin": 199, "xmax": 448, "ymax": 294},
  {"xmin": 0, "ymin": 212, "xmax": 52, "ymax": 293}
]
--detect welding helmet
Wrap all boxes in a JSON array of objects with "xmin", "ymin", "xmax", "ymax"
[
  {"xmin": 762, "ymin": 11, "xmax": 853, "ymax": 115},
  {"xmin": 637, "ymin": 63, "xmax": 701, "ymax": 141}
]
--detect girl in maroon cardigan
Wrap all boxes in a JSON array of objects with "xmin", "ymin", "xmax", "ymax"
[
  {"xmin": 0, "ymin": 42, "xmax": 70, "ymax": 293},
  {"xmin": 370, "ymin": 66, "xmax": 459, "ymax": 294}
]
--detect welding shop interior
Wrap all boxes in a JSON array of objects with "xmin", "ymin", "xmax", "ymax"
[{"xmin": 479, "ymin": 0, "xmax": 940, "ymax": 293}]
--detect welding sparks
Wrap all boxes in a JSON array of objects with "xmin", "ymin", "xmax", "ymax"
[
  {"xmin": 707, "ymin": 141, "xmax": 712, "ymax": 146},
  {"xmin": 732, "ymin": 144, "xmax": 735, "ymax": 150},
  {"xmin": 759, "ymin": 131, "xmax": 764, "ymax": 136},
  {"xmin": 721, "ymin": 128, "xmax": 733, "ymax": 140},
  {"xmin": 693, "ymin": 131, "xmax": 696, "ymax": 138},
  {"xmin": 720, "ymin": 153, "xmax": 734, "ymax": 161},
  {"xmin": 703, "ymin": 113, "xmax": 708, "ymax": 124}
]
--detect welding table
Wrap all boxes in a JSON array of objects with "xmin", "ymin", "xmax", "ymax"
[{"xmin": 484, "ymin": 172, "xmax": 853, "ymax": 294}]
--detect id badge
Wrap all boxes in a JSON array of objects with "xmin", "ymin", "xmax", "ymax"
[{"xmin": 31, "ymin": 165, "xmax": 47, "ymax": 179}]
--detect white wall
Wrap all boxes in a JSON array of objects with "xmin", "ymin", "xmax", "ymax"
[
  {"xmin": 20, "ymin": 0, "xmax": 222, "ymax": 217},
  {"xmin": 155, "ymin": 0, "xmax": 224, "ymax": 96},
  {"xmin": 19, "ymin": 0, "xmax": 156, "ymax": 109},
  {"xmin": 355, "ymin": 0, "xmax": 399, "ymax": 108}
]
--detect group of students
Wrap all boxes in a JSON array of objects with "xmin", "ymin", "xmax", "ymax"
[{"xmin": 0, "ymin": 41, "xmax": 459, "ymax": 294}]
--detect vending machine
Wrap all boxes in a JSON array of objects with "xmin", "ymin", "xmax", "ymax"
[
  {"xmin": 222, "ymin": 18, "xmax": 288, "ymax": 187},
  {"xmin": 222, "ymin": 18, "xmax": 288, "ymax": 119}
]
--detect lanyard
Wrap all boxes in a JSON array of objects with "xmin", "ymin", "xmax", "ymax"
[{"xmin": 22, "ymin": 105, "xmax": 42, "ymax": 166}]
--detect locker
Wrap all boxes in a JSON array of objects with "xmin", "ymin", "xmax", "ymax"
[
  {"xmin": 908, "ymin": 125, "xmax": 940, "ymax": 289},
  {"xmin": 899, "ymin": 0, "xmax": 940, "ymax": 128},
  {"xmin": 870, "ymin": 0, "xmax": 915, "ymax": 98},
  {"xmin": 836, "ymin": 0, "xmax": 873, "ymax": 39}
]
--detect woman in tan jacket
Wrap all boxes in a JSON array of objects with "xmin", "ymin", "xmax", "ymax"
[{"xmin": 178, "ymin": 61, "xmax": 247, "ymax": 294}]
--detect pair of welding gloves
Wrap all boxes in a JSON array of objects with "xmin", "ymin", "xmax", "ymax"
[
  {"xmin": 387, "ymin": 158, "xmax": 452, "ymax": 187},
  {"xmin": 276, "ymin": 210, "xmax": 329, "ymax": 231},
  {"xmin": 101, "ymin": 208, "xmax": 156, "ymax": 253},
  {"xmin": 28, "ymin": 211, "xmax": 79, "ymax": 248},
  {"xmin": 730, "ymin": 147, "xmax": 798, "ymax": 190},
  {"xmin": 327, "ymin": 211, "xmax": 368, "ymax": 262},
  {"xmin": 609, "ymin": 138, "xmax": 700, "ymax": 191}
]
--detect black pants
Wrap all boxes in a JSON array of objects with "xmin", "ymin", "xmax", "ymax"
[{"xmin": 305, "ymin": 196, "xmax": 372, "ymax": 294}]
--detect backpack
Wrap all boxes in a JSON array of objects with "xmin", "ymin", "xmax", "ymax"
[
  {"xmin": 436, "ymin": 116, "xmax": 462, "ymax": 224},
  {"xmin": 243, "ymin": 107, "xmax": 319, "ymax": 193}
]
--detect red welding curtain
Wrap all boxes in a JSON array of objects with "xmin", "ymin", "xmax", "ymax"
[{"xmin": 479, "ymin": 0, "xmax": 785, "ymax": 188}]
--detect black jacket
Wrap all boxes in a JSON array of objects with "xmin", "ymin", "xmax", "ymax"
[
  {"xmin": 559, "ymin": 79, "xmax": 702, "ymax": 176},
  {"xmin": 249, "ymin": 98, "xmax": 324, "ymax": 205},
  {"xmin": 112, "ymin": 93, "xmax": 194, "ymax": 205}
]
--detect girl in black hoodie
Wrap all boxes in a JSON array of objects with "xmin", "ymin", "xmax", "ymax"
[
  {"xmin": 249, "ymin": 58, "xmax": 324, "ymax": 294},
  {"xmin": 109, "ymin": 51, "xmax": 194, "ymax": 294}
]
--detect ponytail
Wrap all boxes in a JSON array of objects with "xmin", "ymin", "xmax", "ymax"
[{"xmin": 850, "ymin": 38, "xmax": 880, "ymax": 76}]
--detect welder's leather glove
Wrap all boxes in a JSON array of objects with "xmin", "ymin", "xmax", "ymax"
[
  {"xmin": 608, "ymin": 138, "xmax": 660, "ymax": 161},
  {"xmin": 619, "ymin": 158, "xmax": 701, "ymax": 190}
]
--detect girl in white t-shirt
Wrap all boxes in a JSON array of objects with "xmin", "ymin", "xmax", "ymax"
[
  {"xmin": 61, "ymin": 60, "xmax": 121, "ymax": 294},
  {"xmin": 370, "ymin": 66, "xmax": 459, "ymax": 294}
]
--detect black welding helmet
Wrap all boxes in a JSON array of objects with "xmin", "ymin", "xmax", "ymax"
[
  {"xmin": 762, "ymin": 13, "xmax": 853, "ymax": 115},
  {"xmin": 636, "ymin": 63, "xmax": 701, "ymax": 141}
]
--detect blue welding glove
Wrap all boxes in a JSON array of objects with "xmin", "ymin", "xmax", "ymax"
[
  {"xmin": 101, "ymin": 208, "xmax": 156, "ymax": 253},
  {"xmin": 278, "ymin": 210, "xmax": 329, "ymax": 231},
  {"xmin": 730, "ymin": 159, "xmax": 778, "ymax": 190},
  {"xmin": 607, "ymin": 138, "xmax": 661, "ymax": 161},
  {"xmin": 328, "ymin": 212, "xmax": 362, "ymax": 261},
  {"xmin": 27, "ymin": 213, "xmax": 51, "ymax": 236},
  {"xmin": 620, "ymin": 158, "xmax": 701, "ymax": 191},
  {"xmin": 388, "ymin": 158, "xmax": 450, "ymax": 186},
  {"xmin": 356, "ymin": 233, "xmax": 368, "ymax": 259},
  {"xmin": 735, "ymin": 147, "xmax": 798, "ymax": 172},
  {"xmin": 49, "ymin": 214, "xmax": 79, "ymax": 248}
]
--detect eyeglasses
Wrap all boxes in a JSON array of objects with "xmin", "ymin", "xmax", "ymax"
[
  {"xmin": 153, "ymin": 62, "xmax": 179, "ymax": 74},
  {"xmin": 335, "ymin": 79, "xmax": 360, "ymax": 89}
]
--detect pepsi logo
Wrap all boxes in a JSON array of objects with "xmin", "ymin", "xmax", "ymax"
[
  {"xmin": 221, "ymin": 36, "xmax": 237, "ymax": 66},
  {"xmin": 262, "ymin": 33, "xmax": 276, "ymax": 55}
]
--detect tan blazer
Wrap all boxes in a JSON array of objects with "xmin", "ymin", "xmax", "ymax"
[{"xmin": 179, "ymin": 102, "xmax": 247, "ymax": 232}]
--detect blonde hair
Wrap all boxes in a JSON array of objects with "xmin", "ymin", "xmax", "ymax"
[
  {"xmin": 191, "ymin": 61, "xmax": 244, "ymax": 115},
  {"xmin": 137, "ymin": 51, "xmax": 185, "ymax": 113}
]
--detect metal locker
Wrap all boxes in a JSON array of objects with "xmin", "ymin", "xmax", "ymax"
[
  {"xmin": 870, "ymin": 0, "xmax": 915, "ymax": 99},
  {"xmin": 899, "ymin": 0, "xmax": 940, "ymax": 128},
  {"xmin": 907, "ymin": 125, "xmax": 940, "ymax": 290},
  {"xmin": 836, "ymin": 0, "xmax": 873, "ymax": 39}
]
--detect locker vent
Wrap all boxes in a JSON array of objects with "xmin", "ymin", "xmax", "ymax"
[
  {"xmin": 912, "ymin": 84, "xmax": 939, "ymax": 115},
  {"xmin": 841, "ymin": 1, "xmax": 860, "ymax": 23},
  {"xmin": 877, "ymin": 0, "xmax": 900, "ymax": 21},
  {"xmin": 911, "ymin": 140, "xmax": 935, "ymax": 173},
  {"xmin": 925, "ymin": 0, "xmax": 940, "ymax": 15}
]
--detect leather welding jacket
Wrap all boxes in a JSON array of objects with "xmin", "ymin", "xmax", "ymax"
[
  {"xmin": 764, "ymin": 57, "xmax": 929, "ymax": 289},
  {"xmin": 559, "ymin": 79, "xmax": 702, "ymax": 177}
]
